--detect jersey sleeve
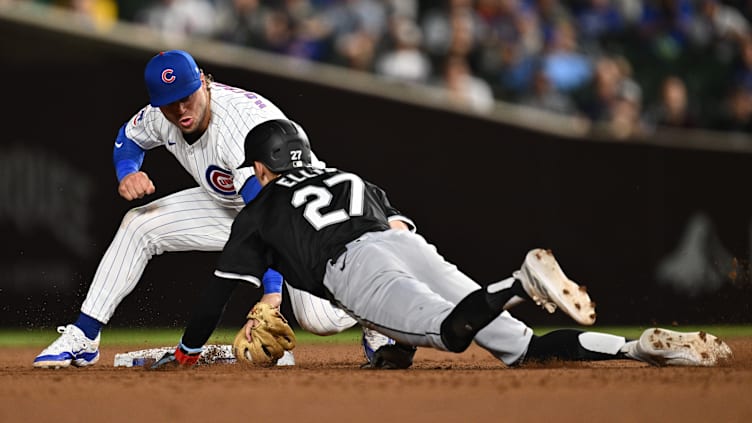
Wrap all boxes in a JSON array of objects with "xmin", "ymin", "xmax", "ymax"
[
  {"xmin": 214, "ymin": 208, "xmax": 269, "ymax": 286},
  {"xmin": 123, "ymin": 106, "xmax": 168, "ymax": 150},
  {"xmin": 310, "ymin": 150, "xmax": 326, "ymax": 169},
  {"xmin": 233, "ymin": 166, "xmax": 255, "ymax": 196},
  {"xmin": 366, "ymin": 180, "xmax": 416, "ymax": 232}
]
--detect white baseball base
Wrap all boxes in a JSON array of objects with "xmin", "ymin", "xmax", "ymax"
[{"xmin": 113, "ymin": 344, "xmax": 296, "ymax": 367}]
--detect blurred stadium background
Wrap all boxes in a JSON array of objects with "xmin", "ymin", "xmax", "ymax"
[{"xmin": 1, "ymin": 0, "xmax": 750, "ymax": 331}]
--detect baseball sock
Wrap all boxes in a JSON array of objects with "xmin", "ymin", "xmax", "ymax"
[
  {"xmin": 523, "ymin": 329, "xmax": 630, "ymax": 363},
  {"xmin": 440, "ymin": 280, "xmax": 520, "ymax": 352},
  {"xmin": 485, "ymin": 277, "xmax": 527, "ymax": 309},
  {"xmin": 74, "ymin": 312, "xmax": 103, "ymax": 340},
  {"xmin": 180, "ymin": 275, "xmax": 240, "ymax": 349}
]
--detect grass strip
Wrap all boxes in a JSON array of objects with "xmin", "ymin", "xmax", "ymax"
[{"xmin": 2, "ymin": 325, "xmax": 750, "ymax": 348}]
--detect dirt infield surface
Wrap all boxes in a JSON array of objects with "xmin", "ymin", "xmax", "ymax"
[{"xmin": 2, "ymin": 338, "xmax": 751, "ymax": 422}]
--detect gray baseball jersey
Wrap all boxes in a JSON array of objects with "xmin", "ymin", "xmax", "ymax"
[{"xmin": 80, "ymin": 82, "xmax": 355, "ymax": 334}]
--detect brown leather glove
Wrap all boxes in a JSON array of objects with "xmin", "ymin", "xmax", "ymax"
[{"xmin": 232, "ymin": 302, "xmax": 296, "ymax": 365}]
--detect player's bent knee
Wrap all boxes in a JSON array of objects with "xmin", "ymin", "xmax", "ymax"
[
  {"xmin": 295, "ymin": 318, "xmax": 353, "ymax": 336},
  {"xmin": 121, "ymin": 207, "xmax": 151, "ymax": 230},
  {"xmin": 440, "ymin": 289, "xmax": 502, "ymax": 353},
  {"xmin": 297, "ymin": 321, "xmax": 339, "ymax": 336},
  {"xmin": 120, "ymin": 207, "xmax": 164, "ymax": 242},
  {"xmin": 289, "ymin": 295, "xmax": 358, "ymax": 335}
]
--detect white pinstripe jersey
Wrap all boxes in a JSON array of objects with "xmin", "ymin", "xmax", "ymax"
[{"xmin": 123, "ymin": 82, "xmax": 288, "ymax": 208}]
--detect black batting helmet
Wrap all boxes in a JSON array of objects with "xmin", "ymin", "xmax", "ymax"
[{"xmin": 239, "ymin": 119, "xmax": 312, "ymax": 172}]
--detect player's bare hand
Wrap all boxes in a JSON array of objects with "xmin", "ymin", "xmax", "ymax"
[
  {"xmin": 118, "ymin": 171, "xmax": 156, "ymax": 201},
  {"xmin": 243, "ymin": 318, "xmax": 260, "ymax": 342},
  {"xmin": 246, "ymin": 296, "xmax": 281, "ymax": 341}
]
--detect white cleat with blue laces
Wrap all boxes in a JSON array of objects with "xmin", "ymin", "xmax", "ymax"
[
  {"xmin": 33, "ymin": 325, "xmax": 100, "ymax": 369},
  {"xmin": 361, "ymin": 327, "xmax": 416, "ymax": 369},
  {"xmin": 362, "ymin": 327, "xmax": 395, "ymax": 364}
]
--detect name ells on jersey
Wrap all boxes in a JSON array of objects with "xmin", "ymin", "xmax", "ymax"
[{"xmin": 275, "ymin": 167, "xmax": 331, "ymax": 188}]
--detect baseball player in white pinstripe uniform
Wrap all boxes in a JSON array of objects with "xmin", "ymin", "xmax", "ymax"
[{"xmin": 33, "ymin": 50, "xmax": 402, "ymax": 368}]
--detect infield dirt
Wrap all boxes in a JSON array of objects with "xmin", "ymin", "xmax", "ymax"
[{"xmin": 2, "ymin": 338, "xmax": 751, "ymax": 422}]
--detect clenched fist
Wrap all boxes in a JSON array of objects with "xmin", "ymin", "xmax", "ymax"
[{"xmin": 118, "ymin": 171, "xmax": 156, "ymax": 200}]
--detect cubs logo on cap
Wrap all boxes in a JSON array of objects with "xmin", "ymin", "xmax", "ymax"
[{"xmin": 144, "ymin": 50, "xmax": 202, "ymax": 107}]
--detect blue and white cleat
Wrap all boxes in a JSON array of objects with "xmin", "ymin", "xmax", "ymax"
[
  {"xmin": 361, "ymin": 327, "xmax": 416, "ymax": 369},
  {"xmin": 33, "ymin": 325, "xmax": 100, "ymax": 369},
  {"xmin": 362, "ymin": 327, "xmax": 396, "ymax": 364}
]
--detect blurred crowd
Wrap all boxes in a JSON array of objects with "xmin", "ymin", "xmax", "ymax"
[{"xmin": 39, "ymin": 0, "xmax": 752, "ymax": 137}]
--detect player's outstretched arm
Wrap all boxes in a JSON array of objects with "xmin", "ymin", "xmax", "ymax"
[
  {"xmin": 366, "ymin": 180, "xmax": 416, "ymax": 231},
  {"xmin": 118, "ymin": 171, "xmax": 156, "ymax": 201}
]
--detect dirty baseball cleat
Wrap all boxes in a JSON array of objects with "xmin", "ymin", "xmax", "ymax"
[
  {"xmin": 626, "ymin": 328, "xmax": 733, "ymax": 366},
  {"xmin": 513, "ymin": 248, "xmax": 596, "ymax": 325},
  {"xmin": 33, "ymin": 325, "xmax": 100, "ymax": 369}
]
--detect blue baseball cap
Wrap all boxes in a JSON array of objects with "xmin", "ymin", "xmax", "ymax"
[{"xmin": 144, "ymin": 50, "xmax": 202, "ymax": 107}]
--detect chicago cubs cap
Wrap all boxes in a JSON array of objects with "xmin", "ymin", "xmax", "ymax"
[{"xmin": 144, "ymin": 50, "xmax": 202, "ymax": 107}]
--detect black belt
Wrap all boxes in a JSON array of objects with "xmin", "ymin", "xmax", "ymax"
[
  {"xmin": 329, "ymin": 245, "xmax": 348, "ymax": 266},
  {"xmin": 329, "ymin": 230, "xmax": 379, "ymax": 266}
]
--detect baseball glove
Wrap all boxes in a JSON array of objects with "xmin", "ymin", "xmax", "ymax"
[{"xmin": 232, "ymin": 302, "xmax": 296, "ymax": 365}]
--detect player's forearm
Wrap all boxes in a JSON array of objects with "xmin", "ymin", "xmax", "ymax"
[
  {"xmin": 259, "ymin": 293, "xmax": 282, "ymax": 308},
  {"xmin": 180, "ymin": 275, "xmax": 239, "ymax": 350},
  {"xmin": 113, "ymin": 124, "xmax": 146, "ymax": 181}
]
